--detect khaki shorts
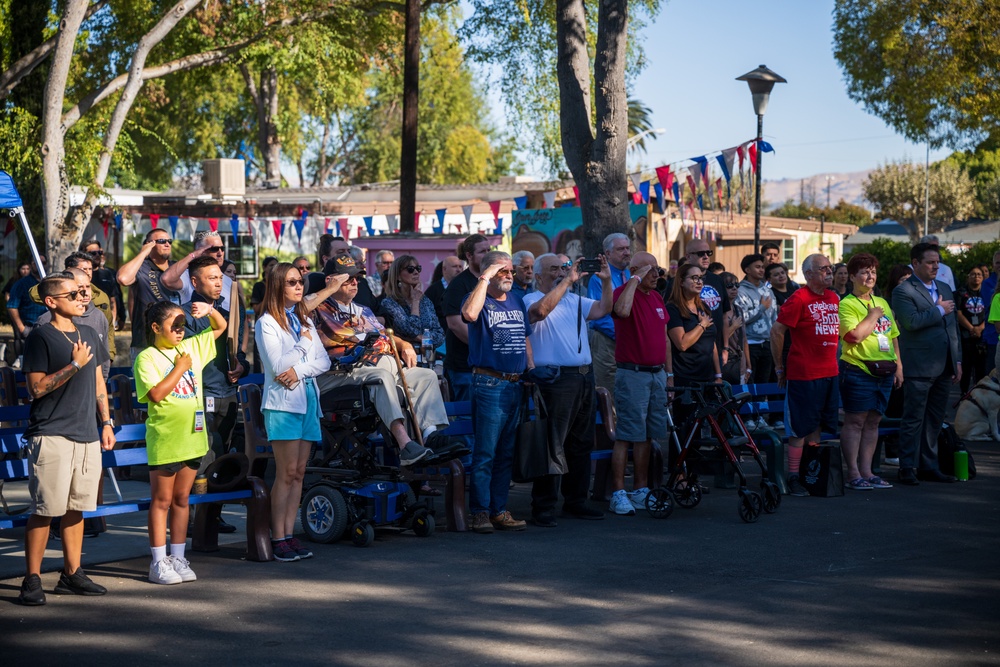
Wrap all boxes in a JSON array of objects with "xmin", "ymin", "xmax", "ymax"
[{"xmin": 27, "ymin": 435, "xmax": 102, "ymax": 517}]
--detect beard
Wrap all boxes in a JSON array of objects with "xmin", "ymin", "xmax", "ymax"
[{"xmin": 496, "ymin": 279, "xmax": 513, "ymax": 293}]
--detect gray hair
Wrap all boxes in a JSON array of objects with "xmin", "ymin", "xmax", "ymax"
[
  {"xmin": 918, "ymin": 234, "xmax": 940, "ymax": 245},
  {"xmin": 801, "ymin": 253, "xmax": 829, "ymax": 275},
  {"xmin": 512, "ymin": 250, "xmax": 535, "ymax": 266},
  {"xmin": 482, "ymin": 250, "xmax": 511, "ymax": 272},
  {"xmin": 194, "ymin": 230, "xmax": 221, "ymax": 249},
  {"xmin": 375, "ymin": 249, "xmax": 394, "ymax": 262},
  {"xmin": 534, "ymin": 253, "xmax": 559, "ymax": 270},
  {"xmin": 603, "ymin": 232, "xmax": 629, "ymax": 254},
  {"xmin": 349, "ymin": 246, "xmax": 365, "ymax": 264}
]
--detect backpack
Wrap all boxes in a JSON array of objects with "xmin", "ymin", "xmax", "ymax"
[{"xmin": 939, "ymin": 423, "xmax": 977, "ymax": 479}]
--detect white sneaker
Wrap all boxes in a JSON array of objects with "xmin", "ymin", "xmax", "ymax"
[
  {"xmin": 609, "ymin": 490, "xmax": 636, "ymax": 516},
  {"xmin": 149, "ymin": 557, "xmax": 182, "ymax": 585},
  {"xmin": 773, "ymin": 420, "xmax": 785, "ymax": 430},
  {"xmin": 171, "ymin": 556, "xmax": 197, "ymax": 582},
  {"xmin": 884, "ymin": 457, "xmax": 900, "ymax": 466},
  {"xmin": 629, "ymin": 487, "xmax": 650, "ymax": 510},
  {"xmin": 743, "ymin": 419, "xmax": 757, "ymax": 430}
]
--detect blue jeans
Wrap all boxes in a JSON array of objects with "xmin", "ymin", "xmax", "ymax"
[
  {"xmin": 470, "ymin": 374, "xmax": 522, "ymax": 515},
  {"xmin": 446, "ymin": 369, "xmax": 474, "ymax": 451}
]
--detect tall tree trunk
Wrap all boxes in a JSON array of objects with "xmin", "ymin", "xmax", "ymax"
[
  {"xmin": 399, "ymin": 0, "xmax": 420, "ymax": 232},
  {"xmin": 240, "ymin": 64, "xmax": 282, "ymax": 187},
  {"xmin": 556, "ymin": 0, "xmax": 630, "ymax": 257},
  {"xmin": 40, "ymin": 0, "xmax": 89, "ymax": 266}
]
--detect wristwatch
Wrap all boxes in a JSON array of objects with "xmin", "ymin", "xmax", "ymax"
[{"xmin": 102, "ymin": 419, "xmax": 115, "ymax": 428}]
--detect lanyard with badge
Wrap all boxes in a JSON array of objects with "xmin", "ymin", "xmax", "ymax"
[
  {"xmin": 157, "ymin": 348, "xmax": 205, "ymax": 433},
  {"xmin": 857, "ymin": 295, "xmax": 891, "ymax": 353}
]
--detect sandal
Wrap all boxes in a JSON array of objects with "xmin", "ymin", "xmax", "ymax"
[
  {"xmin": 846, "ymin": 477, "xmax": 874, "ymax": 490},
  {"xmin": 867, "ymin": 476, "xmax": 893, "ymax": 489}
]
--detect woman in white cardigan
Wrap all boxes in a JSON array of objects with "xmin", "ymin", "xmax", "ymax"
[{"xmin": 255, "ymin": 263, "xmax": 331, "ymax": 562}]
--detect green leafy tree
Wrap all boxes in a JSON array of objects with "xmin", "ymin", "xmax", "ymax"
[
  {"xmin": 843, "ymin": 238, "xmax": 924, "ymax": 291},
  {"xmin": 863, "ymin": 160, "xmax": 976, "ymax": 242},
  {"xmin": 942, "ymin": 143, "xmax": 1000, "ymax": 218},
  {"xmin": 833, "ymin": 0, "xmax": 1000, "ymax": 149},
  {"xmin": 769, "ymin": 198, "xmax": 872, "ymax": 227}
]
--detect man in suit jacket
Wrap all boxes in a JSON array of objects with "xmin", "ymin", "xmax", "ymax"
[{"xmin": 892, "ymin": 242, "xmax": 962, "ymax": 485}]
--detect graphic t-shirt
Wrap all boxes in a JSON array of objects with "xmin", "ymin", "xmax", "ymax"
[
  {"xmin": 464, "ymin": 292, "xmax": 531, "ymax": 374},
  {"xmin": 956, "ymin": 287, "xmax": 986, "ymax": 339},
  {"xmin": 24, "ymin": 323, "xmax": 108, "ymax": 443},
  {"xmin": 522, "ymin": 291, "xmax": 595, "ymax": 367},
  {"xmin": 665, "ymin": 302, "xmax": 717, "ymax": 384},
  {"xmin": 134, "ymin": 329, "xmax": 217, "ymax": 465},
  {"xmin": 443, "ymin": 270, "xmax": 481, "ymax": 372},
  {"xmin": 612, "ymin": 283, "xmax": 669, "ymax": 366},
  {"xmin": 839, "ymin": 293, "xmax": 899, "ymax": 375},
  {"xmin": 700, "ymin": 271, "xmax": 730, "ymax": 360},
  {"xmin": 776, "ymin": 287, "xmax": 840, "ymax": 381},
  {"xmin": 314, "ymin": 299, "xmax": 393, "ymax": 365}
]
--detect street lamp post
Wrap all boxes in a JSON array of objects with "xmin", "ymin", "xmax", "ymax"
[{"xmin": 736, "ymin": 65, "xmax": 787, "ymax": 253}]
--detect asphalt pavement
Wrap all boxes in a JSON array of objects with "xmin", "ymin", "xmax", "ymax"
[{"xmin": 1, "ymin": 438, "xmax": 998, "ymax": 666}]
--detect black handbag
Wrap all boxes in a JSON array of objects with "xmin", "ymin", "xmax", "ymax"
[
  {"xmin": 512, "ymin": 385, "xmax": 551, "ymax": 483},
  {"xmin": 800, "ymin": 442, "xmax": 845, "ymax": 497}
]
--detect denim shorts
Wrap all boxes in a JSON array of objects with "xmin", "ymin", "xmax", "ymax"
[
  {"xmin": 784, "ymin": 376, "xmax": 839, "ymax": 439},
  {"xmin": 263, "ymin": 378, "xmax": 322, "ymax": 442},
  {"xmin": 839, "ymin": 361, "xmax": 893, "ymax": 415},
  {"xmin": 613, "ymin": 368, "xmax": 668, "ymax": 442}
]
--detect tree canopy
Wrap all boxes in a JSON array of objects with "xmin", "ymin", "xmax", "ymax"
[{"xmin": 833, "ymin": 0, "xmax": 1000, "ymax": 149}]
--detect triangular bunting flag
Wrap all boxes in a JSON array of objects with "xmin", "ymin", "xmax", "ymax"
[
  {"xmin": 759, "ymin": 140, "xmax": 774, "ymax": 153},
  {"xmin": 639, "ymin": 181, "xmax": 650, "ymax": 204},
  {"xmin": 513, "ymin": 195, "xmax": 527, "ymax": 210},
  {"xmin": 632, "ymin": 190, "xmax": 642, "ymax": 205},
  {"xmin": 653, "ymin": 183, "xmax": 666, "ymax": 214},
  {"xmin": 130, "ymin": 213, "xmax": 142, "ymax": 236},
  {"xmin": 168, "ymin": 216, "xmax": 179, "ymax": 239},
  {"xmin": 230, "ymin": 213, "xmax": 239, "ymax": 243},
  {"xmin": 434, "ymin": 208, "xmax": 446, "ymax": 233},
  {"xmin": 748, "ymin": 141, "xmax": 758, "ymax": 172},
  {"xmin": 542, "ymin": 191, "xmax": 557, "ymax": 209},
  {"xmin": 718, "ymin": 148, "xmax": 737, "ymax": 183},
  {"xmin": 690, "ymin": 156, "xmax": 710, "ymax": 190},
  {"xmin": 385, "ymin": 215, "xmax": 398, "ymax": 233},
  {"xmin": 628, "ymin": 173, "xmax": 642, "ymax": 195},
  {"xmin": 293, "ymin": 217, "xmax": 306, "ymax": 242},
  {"xmin": 461, "ymin": 205, "xmax": 473, "ymax": 230},
  {"xmin": 101, "ymin": 218, "xmax": 109, "ymax": 240},
  {"xmin": 686, "ymin": 174, "xmax": 698, "ymax": 198},
  {"xmin": 150, "ymin": 213, "xmax": 160, "ymax": 229},
  {"xmin": 364, "ymin": 216, "xmax": 374, "ymax": 236},
  {"xmin": 736, "ymin": 144, "xmax": 746, "ymax": 172},
  {"xmin": 572, "ymin": 186, "xmax": 581, "ymax": 207},
  {"xmin": 655, "ymin": 165, "xmax": 673, "ymax": 191},
  {"xmin": 272, "ymin": 220, "xmax": 283, "ymax": 244},
  {"xmin": 208, "ymin": 218, "xmax": 219, "ymax": 232},
  {"xmin": 324, "ymin": 217, "xmax": 331, "ymax": 234},
  {"xmin": 488, "ymin": 200, "xmax": 501, "ymax": 225},
  {"xmin": 114, "ymin": 212, "xmax": 123, "ymax": 230},
  {"xmin": 337, "ymin": 217, "xmax": 348, "ymax": 238}
]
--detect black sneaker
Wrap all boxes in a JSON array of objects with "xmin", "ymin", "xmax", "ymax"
[
  {"xmin": 424, "ymin": 431, "xmax": 470, "ymax": 459},
  {"xmin": 272, "ymin": 540, "xmax": 300, "ymax": 562},
  {"xmin": 54, "ymin": 567, "xmax": 107, "ymax": 596},
  {"xmin": 19, "ymin": 574, "xmax": 45, "ymax": 606},
  {"xmin": 562, "ymin": 504, "xmax": 605, "ymax": 520},
  {"xmin": 217, "ymin": 516, "xmax": 238, "ymax": 533},
  {"xmin": 287, "ymin": 537, "xmax": 313, "ymax": 559},
  {"xmin": 787, "ymin": 475, "xmax": 809, "ymax": 497}
]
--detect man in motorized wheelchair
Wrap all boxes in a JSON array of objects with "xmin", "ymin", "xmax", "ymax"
[{"xmin": 309, "ymin": 255, "xmax": 466, "ymax": 467}]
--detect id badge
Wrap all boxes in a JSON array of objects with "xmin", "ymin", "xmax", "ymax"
[
  {"xmin": 194, "ymin": 410, "xmax": 206, "ymax": 433},
  {"xmin": 206, "ymin": 396, "xmax": 215, "ymax": 413},
  {"xmin": 877, "ymin": 334, "xmax": 890, "ymax": 352}
]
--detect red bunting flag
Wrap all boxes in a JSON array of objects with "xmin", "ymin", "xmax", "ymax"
[
  {"xmin": 736, "ymin": 144, "xmax": 746, "ymax": 172},
  {"xmin": 272, "ymin": 219, "xmax": 283, "ymax": 243},
  {"xmin": 747, "ymin": 141, "xmax": 757, "ymax": 173},
  {"xmin": 488, "ymin": 200, "xmax": 501, "ymax": 224},
  {"xmin": 338, "ymin": 217, "xmax": 348, "ymax": 238},
  {"xmin": 715, "ymin": 178, "xmax": 724, "ymax": 209},
  {"xmin": 685, "ymin": 174, "xmax": 698, "ymax": 199},
  {"xmin": 655, "ymin": 166, "xmax": 673, "ymax": 191},
  {"xmin": 573, "ymin": 186, "xmax": 581, "ymax": 207},
  {"xmin": 149, "ymin": 213, "xmax": 160, "ymax": 229},
  {"xmin": 101, "ymin": 219, "xmax": 109, "ymax": 240},
  {"xmin": 208, "ymin": 218, "xmax": 219, "ymax": 232},
  {"xmin": 324, "ymin": 217, "xmax": 331, "ymax": 234}
]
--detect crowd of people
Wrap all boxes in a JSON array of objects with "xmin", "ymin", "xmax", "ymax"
[{"xmin": 11, "ymin": 228, "xmax": 988, "ymax": 605}]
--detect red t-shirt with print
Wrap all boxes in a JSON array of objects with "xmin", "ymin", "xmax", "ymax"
[
  {"xmin": 776, "ymin": 287, "xmax": 840, "ymax": 381},
  {"xmin": 612, "ymin": 283, "xmax": 669, "ymax": 366}
]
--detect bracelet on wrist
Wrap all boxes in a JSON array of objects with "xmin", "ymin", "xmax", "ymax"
[
  {"xmin": 70, "ymin": 360, "xmax": 81, "ymax": 371},
  {"xmin": 714, "ymin": 373, "xmax": 723, "ymax": 378},
  {"xmin": 775, "ymin": 368, "xmax": 784, "ymax": 375}
]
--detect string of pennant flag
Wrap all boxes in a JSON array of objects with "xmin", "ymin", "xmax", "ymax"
[{"xmin": 97, "ymin": 138, "xmax": 771, "ymax": 245}]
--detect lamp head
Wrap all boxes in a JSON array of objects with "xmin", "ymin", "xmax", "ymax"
[{"xmin": 736, "ymin": 64, "xmax": 787, "ymax": 116}]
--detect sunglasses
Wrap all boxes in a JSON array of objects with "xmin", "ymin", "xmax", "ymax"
[
  {"xmin": 726, "ymin": 283, "xmax": 739, "ymax": 289},
  {"xmin": 296, "ymin": 264, "xmax": 311, "ymax": 271},
  {"xmin": 559, "ymin": 260, "xmax": 573, "ymax": 269},
  {"xmin": 50, "ymin": 291, "xmax": 82, "ymax": 301},
  {"xmin": 495, "ymin": 269, "xmax": 514, "ymax": 277},
  {"xmin": 205, "ymin": 246, "xmax": 225, "ymax": 254},
  {"xmin": 89, "ymin": 249, "xmax": 104, "ymax": 256},
  {"xmin": 692, "ymin": 250, "xmax": 713, "ymax": 258},
  {"xmin": 286, "ymin": 278, "xmax": 305, "ymax": 287},
  {"xmin": 154, "ymin": 238, "xmax": 173, "ymax": 245},
  {"xmin": 404, "ymin": 265, "xmax": 422, "ymax": 274}
]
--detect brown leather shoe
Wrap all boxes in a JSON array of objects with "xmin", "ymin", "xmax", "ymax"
[
  {"xmin": 471, "ymin": 512, "xmax": 494, "ymax": 534},
  {"xmin": 491, "ymin": 511, "xmax": 527, "ymax": 531}
]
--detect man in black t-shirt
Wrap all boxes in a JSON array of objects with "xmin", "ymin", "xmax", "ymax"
[
  {"xmin": 116, "ymin": 228, "xmax": 178, "ymax": 361},
  {"xmin": 443, "ymin": 234, "xmax": 491, "ymax": 402},
  {"xmin": 19, "ymin": 273, "xmax": 115, "ymax": 606}
]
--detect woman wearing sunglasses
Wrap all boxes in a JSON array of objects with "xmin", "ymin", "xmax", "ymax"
[
  {"xmin": 133, "ymin": 299, "xmax": 227, "ymax": 585},
  {"xmin": 379, "ymin": 255, "xmax": 445, "ymax": 350},
  {"xmin": 255, "ymin": 263, "xmax": 331, "ymax": 562}
]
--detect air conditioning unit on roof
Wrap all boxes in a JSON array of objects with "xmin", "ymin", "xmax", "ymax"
[{"xmin": 203, "ymin": 159, "xmax": 246, "ymax": 198}]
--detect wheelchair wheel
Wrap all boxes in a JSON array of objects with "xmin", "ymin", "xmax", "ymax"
[
  {"xmin": 644, "ymin": 487, "xmax": 675, "ymax": 519},
  {"xmin": 351, "ymin": 521, "xmax": 375, "ymax": 547},
  {"xmin": 737, "ymin": 489, "xmax": 762, "ymax": 524},
  {"xmin": 412, "ymin": 510, "xmax": 435, "ymax": 537},
  {"xmin": 671, "ymin": 478, "xmax": 703, "ymax": 509},
  {"xmin": 300, "ymin": 485, "xmax": 349, "ymax": 544},
  {"xmin": 760, "ymin": 480, "xmax": 782, "ymax": 514}
]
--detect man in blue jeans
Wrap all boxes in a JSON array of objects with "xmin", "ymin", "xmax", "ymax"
[{"xmin": 462, "ymin": 251, "xmax": 533, "ymax": 533}]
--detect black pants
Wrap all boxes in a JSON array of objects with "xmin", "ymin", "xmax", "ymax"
[
  {"xmin": 531, "ymin": 372, "xmax": 596, "ymax": 514},
  {"xmin": 961, "ymin": 337, "xmax": 988, "ymax": 393},
  {"xmin": 899, "ymin": 370, "xmax": 952, "ymax": 472},
  {"xmin": 748, "ymin": 342, "xmax": 773, "ymax": 385}
]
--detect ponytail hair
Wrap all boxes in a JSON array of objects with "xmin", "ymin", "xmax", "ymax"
[{"xmin": 144, "ymin": 301, "xmax": 183, "ymax": 347}]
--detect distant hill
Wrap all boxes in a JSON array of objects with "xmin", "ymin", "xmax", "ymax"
[{"xmin": 763, "ymin": 170, "xmax": 871, "ymax": 212}]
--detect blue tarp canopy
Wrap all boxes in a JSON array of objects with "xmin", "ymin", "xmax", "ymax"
[{"xmin": 0, "ymin": 171, "xmax": 24, "ymax": 209}]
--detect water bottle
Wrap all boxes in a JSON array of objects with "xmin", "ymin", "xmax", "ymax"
[
  {"xmin": 421, "ymin": 329, "xmax": 434, "ymax": 368},
  {"xmin": 954, "ymin": 450, "xmax": 969, "ymax": 481}
]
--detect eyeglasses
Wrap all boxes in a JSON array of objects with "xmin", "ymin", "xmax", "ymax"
[
  {"xmin": 89, "ymin": 249, "xmax": 104, "ymax": 256},
  {"xmin": 691, "ymin": 250, "xmax": 713, "ymax": 258},
  {"xmin": 50, "ymin": 291, "xmax": 81, "ymax": 301},
  {"xmin": 154, "ymin": 238, "xmax": 172, "ymax": 245},
  {"xmin": 286, "ymin": 278, "xmax": 305, "ymax": 287},
  {"xmin": 495, "ymin": 269, "xmax": 514, "ymax": 277},
  {"xmin": 810, "ymin": 266, "xmax": 834, "ymax": 274},
  {"xmin": 205, "ymin": 246, "xmax": 225, "ymax": 254},
  {"xmin": 687, "ymin": 275, "xmax": 705, "ymax": 283},
  {"xmin": 404, "ymin": 265, "xmax": 423, "ymax": 274},
  {"xmin": 559, "ymin": 260, "xmax": 573, "ymax": 269}
]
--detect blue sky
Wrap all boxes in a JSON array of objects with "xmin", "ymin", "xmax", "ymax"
[{"xmin": 483, "ymin": 0, "xmax": 953, "ymax": 181}]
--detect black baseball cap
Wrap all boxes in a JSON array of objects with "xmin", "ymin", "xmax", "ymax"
[{"xmin": 323, "ymin": 255, "xmax": 365, "ymax": 277}]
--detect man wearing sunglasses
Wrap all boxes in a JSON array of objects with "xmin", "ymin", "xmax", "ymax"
[
  {"xmin": 314, "ymin": 256, "xmax": 462, "ymax": 467},
  {"xmin": 35, "ymin": 268, "xmax": 111, "ymax": 381},
  {"xmin": 683, "ymin": 239, "xmax": 731, "ymax": 373},
  {"xmin": 118, "ymin": 228, "xmax": 179, "ymax": 362},
  {"xmin": 161, "ymin": 231, "xmax": 238, "ymax": 314},
  {"xmin": 84, "ymin": 241, "xmax": 121, "ymax": 331}
]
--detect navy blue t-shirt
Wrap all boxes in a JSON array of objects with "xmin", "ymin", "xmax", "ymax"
[{"xmin": 463, "ymin": 292, "xmax": 531, "ymax": 374}]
